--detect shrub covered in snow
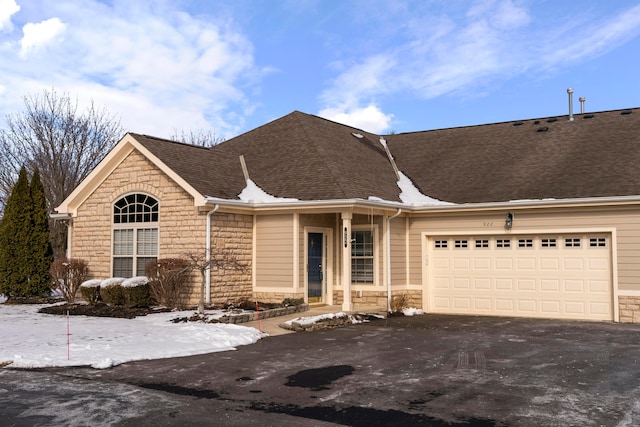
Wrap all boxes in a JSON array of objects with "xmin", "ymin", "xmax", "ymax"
[
  {"xmin": 100, "ymin": 278, "xmax": 126, "ymax": 306},
  {"xmin": 49, "ymin": 258, "xmax": 89, "ymax": 303},
  {"xmin": 145, "ymin": 258, "xmax": 191, "ymax": 309},
  {"xmin": 122, "ymin": 276, "xmax": 152, "ymax": 307},
  {"xmin": 79, "ymin": 279, "xmax": 102, "ymax": 304}
]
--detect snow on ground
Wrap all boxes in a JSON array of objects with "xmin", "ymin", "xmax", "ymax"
[{"xmin": 0, "ymin": 303, "xmax": 265, "ymax": 369}]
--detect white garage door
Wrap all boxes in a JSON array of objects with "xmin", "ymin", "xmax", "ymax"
[{"xmin": 428, "ymin": 234, "xmax": 612, "ymax": 321}]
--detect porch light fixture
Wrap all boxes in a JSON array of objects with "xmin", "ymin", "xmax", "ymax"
[{"xmin": 505, "ymin": 212, "xmax": 514, "ymax": 230}]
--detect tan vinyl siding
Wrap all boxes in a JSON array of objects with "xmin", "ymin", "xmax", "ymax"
[
  {"xmin": 390, "ymin": 217, "xmax": 407, "ymax": 287},
  {"xmin": 407, "ymin": 206, "xmax": 640, "ymax": 292},
  {"xmin": 255, "ymin": 214, "xmax": 295, "ymax": 288}
]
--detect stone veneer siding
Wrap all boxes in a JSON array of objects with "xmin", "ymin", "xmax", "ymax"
[
  {"xmin": 333, "ymin": 290, "xmax": 422, "ymax": 311},
  {"xmin": 71, "ymin": 149, "xmax": 253, "ymax": 306},
  {"xmin": 252, "ymin": 292, "xmax": 305, "ymax": 304},
  {"xmin": 619, "ymin": 296, "xmax": 640, "ymax": 323}
]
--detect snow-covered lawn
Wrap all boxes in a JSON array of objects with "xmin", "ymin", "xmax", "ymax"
[{"xmin": 0, "ymin": 303, "xmax": 265, "ymax": 369}]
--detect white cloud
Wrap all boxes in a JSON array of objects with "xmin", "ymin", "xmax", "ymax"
[
  {"xmin": 0, "ymin": 1, "xmax": 263, "ymax": 139},
  {"xmin": 319, "ymin": 104, "xmax": 393, "ymax": 134},
  {"xmin": 316, "ymin": 1, "xmax": 640, "ymax": 129},
  {"xmin": 0, "ymin": 0, "xmax": 20, "ymax": 33},
  {"xmin": 20, "ymin": 17, "xmax": 66, "ymax": 57}
]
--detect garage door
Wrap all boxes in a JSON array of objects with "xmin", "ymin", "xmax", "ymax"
[{"xmin": 428, "ymin": 234, "xmax": 612, "ymax": 321}]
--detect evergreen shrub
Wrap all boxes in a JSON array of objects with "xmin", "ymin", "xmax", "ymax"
[
  {"xmin": 122, "ymin": 276, "xmax": 153, "ymax": 307},
  {"xmin": 79, "ymin": 279, "xmax": 102, "ymax": 304},
  {"xmin": 100, "ymin": 278, "xmax": 126, "ymax": 306}
]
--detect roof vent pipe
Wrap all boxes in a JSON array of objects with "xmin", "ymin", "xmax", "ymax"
[
  {"xmin": 567, "ymin": 88, "xmax": 574, "ymax": 121},
  {"xmin": 579, "ymin": 97, "xmax": 586, "ymax": 114}
]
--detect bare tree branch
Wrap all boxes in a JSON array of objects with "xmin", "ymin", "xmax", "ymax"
[{"xmin": 0, "ymin": 88, "xmax": 123, "ymax": 257}]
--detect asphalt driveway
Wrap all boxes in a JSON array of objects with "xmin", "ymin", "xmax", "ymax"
[{"xmin": 2, "ymin": 314, "xmax": 640, "ymax": 426}]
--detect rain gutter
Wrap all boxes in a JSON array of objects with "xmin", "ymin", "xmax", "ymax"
[
  {"xmin": 205, "ymin": 204, "xmax": 220, "ymax": 304},
  {"xmin": 386, "ymin": 208, "xmax": 402, "ymax": 312}
]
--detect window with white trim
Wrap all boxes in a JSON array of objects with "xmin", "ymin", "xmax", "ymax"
[
  {"xmin": 496, "ymin": 239, "xmax": 511, "ymax": 248},
  {"xmin": 351, "ymin": 229, "xmax": 375, "ymax": 283},
  {"xmin": 455, "ymin": 239, "xmax": 468, "ymax": 248},
  {"xmin": 541, "ymin": 238, "xmax": 557, "ymax": 248},
  {"xmin": 112, "ymin": 194, "xmax": 159, "ymax": 277},
  {"xmin": 565, "ymin": 237, "xmax": 581, "ymax": 248},
  {"xmin": 589, "ymin": 237, "xmax": 606, "ymax": 247},
  {"xmin": 518, "ymin": 238, "xmax": 533, "ymax": 248},
  {"xmin": 475, "ymin": 239, "xmax": 489, "ymax": 248},
  {"xmin": 434, "ymin": 239, "xmax": 448, "ymax": 249}
]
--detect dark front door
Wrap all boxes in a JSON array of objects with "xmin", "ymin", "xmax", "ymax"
[{"xmin": 307, "ymin": 232, "xmax": 323, "ymax": 303}]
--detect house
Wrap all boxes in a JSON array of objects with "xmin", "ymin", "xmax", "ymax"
[{"xmin": 55, "ymin": 107, "xmax": 640, "ymax": 322}]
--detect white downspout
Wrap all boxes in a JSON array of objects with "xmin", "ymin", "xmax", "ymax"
[
  {"xmin": 386, "ymin": 208, "xmax": 402, "ymax": 312},
  {"xmin": 206, "ymin": 204, "xmax": 220, "ymax": 304}
]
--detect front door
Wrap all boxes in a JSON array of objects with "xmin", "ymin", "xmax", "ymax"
[{"xmin": 307, "ymin": 232, "xmax": 324, "ymax": 303}]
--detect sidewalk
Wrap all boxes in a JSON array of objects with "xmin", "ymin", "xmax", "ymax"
[{"xmin": 243, "ymin": 304, "xmax": 386, "ymax": 336}]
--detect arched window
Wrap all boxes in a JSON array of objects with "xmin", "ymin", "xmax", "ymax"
[{"xmin": 112, "ymin": 194, "xmax": 159, "ymax": 277}]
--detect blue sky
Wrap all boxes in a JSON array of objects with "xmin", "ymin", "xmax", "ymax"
[{"xmin": 1, "ymin": 0, "xmax": 639, "ymax": 139}]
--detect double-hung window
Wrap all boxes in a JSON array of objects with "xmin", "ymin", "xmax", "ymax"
[
  {"xmin": 351, "ymin": 229, "xmax": 375, "ymax": 284},
  {"xmin": 112, "ymin": 194, "xmax": 159, "ymax": 277}
]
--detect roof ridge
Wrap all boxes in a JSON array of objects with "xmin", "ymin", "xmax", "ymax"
[{"xmin": 388, "ymin": 107, "xmax": 639, "ymax": 136}]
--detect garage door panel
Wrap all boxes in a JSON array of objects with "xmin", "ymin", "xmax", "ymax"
[
  {"xmin": 495, "ymin": 258, "xmax": 513, "ymax": 269},
  {"xmin": 541, "ymin": 279, "xmax": 560, "ymax": 291},
  {"xmin": 517, "ymin": 258, "xmax": 536, "ymax": 270},
  {"xmin": 474, "ymin": 278, "xmax": 491, "ymax": 290},
  {"xmin": 564, "ymin": 258, "xmax": 584, "ymax": 270},
  {"xmin": 565, "ymin": 301, "xmax": 586, "ymax": 314},
  {"xmin": 429, "ymin": 234, "xmax": 612, "ymax": 321},
  {"xmin": 541, "ymin": 300, "xmax": 561, "ymax": 314},
  {"xmin": 517, "ymin": 279, "xmax": 535, "ymax": 291},
  {"xmin": 473, "ymin": 257, "xmax": 491, "ymax": 271},
  {"xmin": 495, "ymin": 299, "xmax": 514, "ymax": 312}
]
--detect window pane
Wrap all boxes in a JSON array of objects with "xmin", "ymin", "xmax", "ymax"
[
  {"xmin": 137, "ymin": 228, "xmax": 158, "ymax": 256},
  {"xmin": 113, "ymin": 229, "xmax": 133, "ymax": 255},
  {"xmin": 351, "ymin": 230, "xmax": 373, "ymax": 257},
  {"xmin": 136, "ymin": 257, "xmax": 157, "ymax": 276},
  {"xmin": 352, "ymin": 258, "xmax": 374, "ymax": 283},
  {"xmin": 113, "ymin": 257, "xmax": 133, "ymax": 277}
]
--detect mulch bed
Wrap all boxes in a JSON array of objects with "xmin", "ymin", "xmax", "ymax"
[{"xmin": 38, "ymin": 303, "xmax": 171, "ymax": 319}]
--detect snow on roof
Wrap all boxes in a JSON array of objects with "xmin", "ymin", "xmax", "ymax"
[
  {"xmin": 397, "ymin": 172, "xmax": 453, "ymax": 206},
  {"xmin": 238, "ymin": 179, "xmax": 299, "ymax": 203}
]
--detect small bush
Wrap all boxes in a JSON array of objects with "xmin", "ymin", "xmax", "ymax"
[
  {"xmin": 79, "ymin": 279, "xmax": 102, "ymax": 304},
  {"xmin": 145, "ymin": 258, "xmax": 191, "ymax": 309},
  {"xmin": 390, "ymin": 293, "xmax": 410, "ymax": 313},
  {"xmin": 49, "ymin": 258, "xmax": 90, "ymax": 303},
  {"xmin": 100, "ymin": 278, "xmax": 126, "ymax": 306},
  {"xmin": 122, "ymin": 277, "xmax": 153, "ymax": 307}
]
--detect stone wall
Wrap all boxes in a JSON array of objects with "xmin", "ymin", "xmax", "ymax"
[
  {"xmin": 333, "ymin": 290, "xmax": 422, "ymax": 311},
  {"xmin": 619, "ymin": 296, "xmax": 640, "ymax": 323},
  {"xmin": 208, "ymin": 212, "xmax": 253, "ymax": 304},
  {"xmin": 253, "ymin": 291, "xmax": 305, "ymax": 304}
]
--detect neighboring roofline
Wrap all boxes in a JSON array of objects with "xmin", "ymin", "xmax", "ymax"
[
  {"xmin": 56, "ymin": 133, "xmax": 206, "ymax": 216},
  {"xmin": 203, "ymin": 194, "xmax": 640, "ymax": 213}
]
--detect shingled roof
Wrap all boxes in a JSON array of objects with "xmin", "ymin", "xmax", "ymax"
[
  {"xmin": 387, "ymin": 108, "xmax": 640, "ymax": 204},
  {"xmin": 130, "ymin": 108, "xmax": 640, "ymax": 205}
]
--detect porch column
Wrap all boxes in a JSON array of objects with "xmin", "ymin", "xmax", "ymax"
[{"xmin": 341, "ymin": 212, "xmax": 353, "ymax": 311}]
